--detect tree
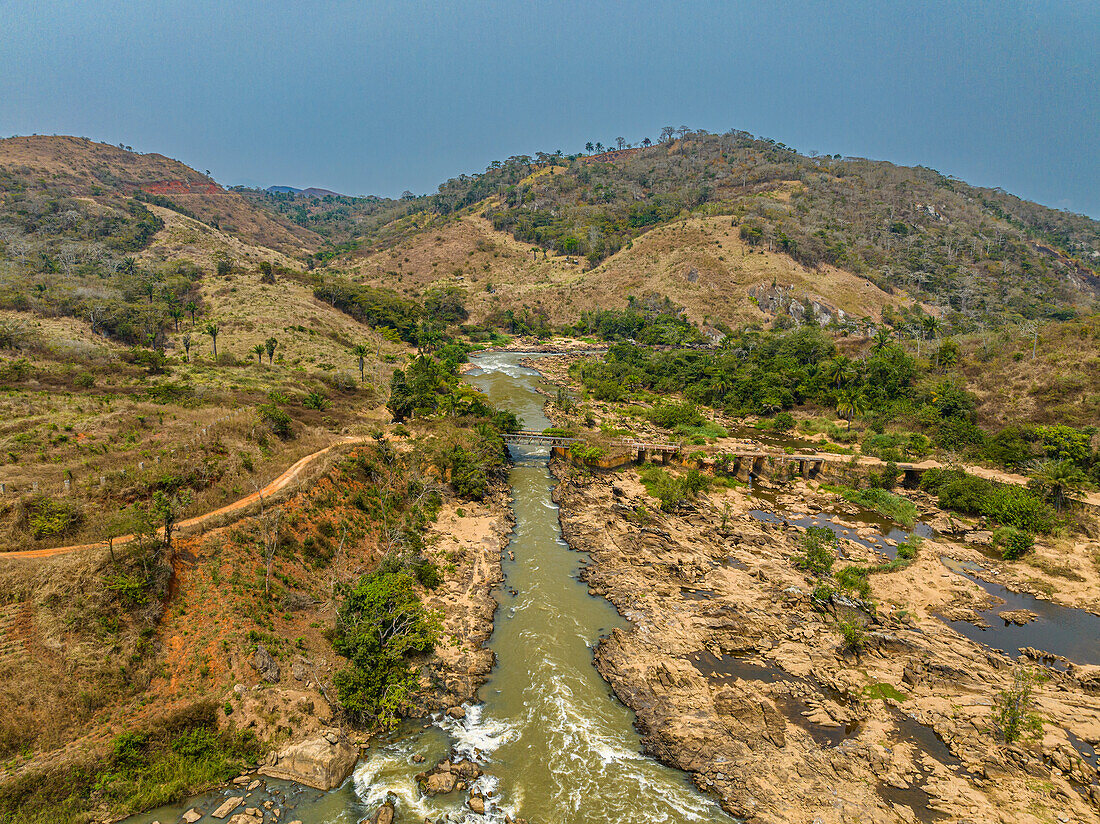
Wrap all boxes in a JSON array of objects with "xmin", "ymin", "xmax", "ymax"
[
  {"xmin": 168, "ymin": 305, "xmax": 184, "ymax": 332},
  {"xmin": 1029, "ymin": 459, "xmax": 1087, "ymax": 511},
  {"xmin": 921, "ymin": 315, "xmax": 940, "ymax": 351},
  {"xmin": 215, "ymin": 257, "xmax": 232, "ymax": 278},
  {"xmin": 253, "ymin": 343, "xmax": 265, "ymax": 364},
  {"xmin": 259, "ymin": 507, "xmax": 283, "ymax": 596},
  {"xmin": 185, "ymin": 300, "xmax": 198, "ymax": 326},
  {"xmin": 660, "ymin": 126, "xmax": 675, "ymax": 143},
  {"xmin": 352, "ymin": 343, "xmax": 370, "ymax": 383},
  {"xmin": 594, "ymin": 141, "xmax": 604, "ymax": 153},
  {"xmin": 333, "ymin": 570, "xmax": 441, "ymax": 726},
  {"xmin": 152, "ymin": 489, "xmax": 190, "ymax": 554},
  {"xmin": 258, "ymin": 260, "xmax": 275, "ymax": 284},
  {"xmin": 836, "ymin": 389, "xmax": 868, "ymax": 431},
  {"xmin": 821, "ymin": 356, "xmax": 854, "ymax": 388},
  {"xmin": 992, "ymin": 665, "xmax": 1045, "ymax": 742},
  {"xmin": 585, "ymin": 141, "xmax": 594, "ymax": 153},
  {"xmin": 181, "ymin": 333, "xmax": 191, "ymax": 362},
  {"xmin": 205, "ymin": 322, "xmax": 219, "ymax": 358},
  {"xmin": 264, "ymin": 336, "xmax": 278, "ymax": 363},
  {"xmin": 642, "ymin": 137, "xmax": 652, "ymax": 147},
  {"xmin": 615, "ymin": 136, "xmax": 626, "ymax": 150},
  {"xmin": 935, "ymin": 338, "xmax": 960, "ymax": 371},
  {"xmin": 872, "ymin": 328, "xmax": 892, "ymax": 351}
]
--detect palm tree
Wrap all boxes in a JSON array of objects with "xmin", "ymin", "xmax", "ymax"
[
  {"xmin": 181, "ymin": 333, "xmax": 191, "ymax": 362},
  {"xmin": 921, "ymin": 315, "xmax": 940, "ymax": 355},
  {"xmin": 836, "ymin": 389, "xmax": 868, "ymax": 431},
  {"xmin": 168, "ymin": 305, "xmax": 184, "ymax": 332},
  {"xmin": 264, "ymin": 337, "xmax": 278, "ymax": 363},
  {"xmin": 594, "ymin": 142, "xmax": 604, "ymax": 153},
  {"xmin": 642, "ymin": 137, "xmax": 652, "ymax": 148},
  {"xmin": 186, "ymin": 300, "xmax": 198, "ymax": 326},
  {"xmin": 872, "ymin": 328, "xmax": 892, "ymax": 351},
  {"xmin": 585, "ymin": 142, "xmax": 594, "ymax": 153},
  {"xmin": 352, "ymin": 343, "xmax": 370, "ymax": 383},
  {"xmin": 253, "ymin": 343, "xmax": 265, "ymax": 364},
  {"xmin": 205, "ymin": 322, "xmax": 219, "ymax": 359},
  {"xmin": 1030, "ymin": 460, "xmax": 1087, "ymax": 511},
  {"xmin": 821, "ymin": 356, "xmax": 854, "ymax": 389}
]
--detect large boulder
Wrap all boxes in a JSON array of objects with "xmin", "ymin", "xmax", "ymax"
[
  {"xmin": 251, "ymin": 644, "xmax": 281, "ymax": 684},
  {"xmin": 260, "ymin": 732, "xmax": 358, "ymax": 790}
]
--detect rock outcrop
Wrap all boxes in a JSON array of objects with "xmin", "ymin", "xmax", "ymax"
[{"xmin": 259, "ymin": 731, "xmax": 358, "ymax": 790}]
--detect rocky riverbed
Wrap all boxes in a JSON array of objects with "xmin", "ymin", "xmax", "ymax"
[{"xmin": 552, "ymin": 460, "xmax": 1100, "ymax": 823}]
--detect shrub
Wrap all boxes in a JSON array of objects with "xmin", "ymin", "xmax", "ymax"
[
  {"xmin": 412, "ymin": 557, "xmax": 443, "ymax": 589},
  {"xmin": 838, "ymin": 486, "xmax": 917, "ymax": 528},
  {"xmin": 992, "ymin": 666, "xmax": 1045, "ymax": 743},
  {"xmin": 302, "ymin": 391, "xmax": 329, "ymax": 410},
  {"xmin": 836, "ymin": 565, "xmax": 871, "ymax": 598},
  {"xmin": 794, "ymin": 526, "xmax": 835, "ymax": 576},
  {"xmin": 837, "ymin": 619, "xmax": 866, "ymax": 652},
  {"xmin": 646, "ymin": 401, "xmax": 703, "ymax": 429},
  {"xmin": 258, "ymin": 404, "xmax": 294, "ymax": 439},
  {"xmin": 639, "ymin": 467, "xmax": 710, "ymax": 512},
  {"xmin": 921, "ymin": 469, "xmax": 1055, "ymax": 533},
  {"xmin": 992, "ymin": 526, "xmax": 1034, "ymax": 561},
  {"xmin": 895, "ymin": 536, "xmax": 920, "ymax": 561},
  {"xmin": 333, "ymin": 571, "xmax": 441, "ymax": 727},
  {"xmin": 19, "ymin": 495, "xmax": 83, "ymax": 540},
  {"xmin": 772, "ymin": 411, "xmax": 795, "ymax": 432}
]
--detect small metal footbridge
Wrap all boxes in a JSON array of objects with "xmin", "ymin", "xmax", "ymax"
[{"xmin": 501, "ymin": 430, "xmax": 582, "ymax": 447}]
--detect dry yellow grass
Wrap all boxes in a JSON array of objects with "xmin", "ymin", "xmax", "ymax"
[
  {"xmin": 956, "ymin": 317, "xmax": 1100, "ymax": 428},
  {"xmin": 344, "ymin": 212, "xmax": 907, "ymax": 328}
]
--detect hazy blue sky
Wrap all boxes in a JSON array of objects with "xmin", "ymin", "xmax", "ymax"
[{"xmin": 2, "ymin": 1, "xmax": 1097, "ymax": 215}]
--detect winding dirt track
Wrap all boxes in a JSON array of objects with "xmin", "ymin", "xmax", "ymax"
[
  {"xmin": 4, "ymin": 437, "xmax": 369, "ymax": 561},
  {"xmin": 5, "ymin": 437, "xmax": 1096, "ymax": 562}
]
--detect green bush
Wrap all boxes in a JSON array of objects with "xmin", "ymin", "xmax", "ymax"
[
  {"xmin": 895, "ymin": 536, "xmax": 920, "ymax": 561},
  {"xmin": 20, "ymin": 495, "xmax": 83, "ymax": 540},
  {"xmin": 921, "ymin": 469, "xmax": 1055, "ymax": 533},
  {"xmin": 772, "ymin": 411, "xmax": 795, "ymax": 432},
  {"xmin": 258, "ymin": 403, "xmax": 294, "ymax": 439},
  {"xmin": 837, "ymin": 619, "xmax": 866, "ymax": 652},
  {"xmin": 837, "ymin": 486, "xmax": 917, "ymax": 528},
  {"xmin": 836, "ymin": 565, "xmax": 871, "ymax": 598},
  {"xmin": 0, "ymin": 703, "xmax": 259, "ymax": 824},
  {"xmin": 645, "ymin": 401, "xmax": 703, "ymax": 429},
  {"xmin": 794, "ymin": 526, "xmax": 835, "ymax": 576},
  {"xmin": 639, "ymin": 467, "xmax": 710, "ymax": 511},
  {"xmin": 333, "ymin": 571, "xmax": 441, "ymax": 727},
  {"xmin": 992, "ymin": 526, "xmax": 1034, "ymax": 561}
]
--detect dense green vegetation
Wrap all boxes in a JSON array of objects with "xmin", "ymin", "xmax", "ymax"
[
  {"xmin": 920, "ymin": 468, "xmax": 1057, "ymax": 535},
  {"xmin": 572, "ymin": 324, "xmax": 1100, "ymax": 484},
  {"xmin": 639, "ymin": 466, "xmax": 711, "ymax": 511},
  {"xmin": 333, "ymin": 569, "xmax": 442, "ymax": 728},
  {"xmin": 0, "ymin": 703, "xmax": 260, "ymax": 824},
  {"xmin": 562, "ymin": 294, "xmax": 708, "ymax": 345}
]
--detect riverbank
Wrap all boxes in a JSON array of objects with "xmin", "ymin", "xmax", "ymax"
[
  {"xmin": 414, "ymin": 481, "xmax": 514, "ymax": 714},
  {"xmin": 551, "ymin": 459, "xmax": 1100, "ymax": 822}
]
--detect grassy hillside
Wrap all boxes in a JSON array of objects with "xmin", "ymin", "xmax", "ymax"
[
  {"xmin": 334, "ymin": 212, "xmax": 907, "ymax": 331},
  {"xmin": 0, "ymin": 137, "xmax": 405, "ymax": 553},
  {"xmin": 262, "ymin": 130, "xmax": 1099, "ymax": 327},
  {"xmin": 0, "ymin": 136, "xmax": 319, "ymax": 253}
]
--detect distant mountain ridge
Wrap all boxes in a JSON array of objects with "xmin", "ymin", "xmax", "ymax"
[{"xmin": 266, "ymin": 185, "xmax": 345, "ymax": 198}]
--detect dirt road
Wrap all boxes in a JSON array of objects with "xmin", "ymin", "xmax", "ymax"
[{"xmin": 4, "ymin": 437, "xmax": 369, "ymax": 561}]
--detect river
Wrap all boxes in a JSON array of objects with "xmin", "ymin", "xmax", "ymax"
[{"xmin": 349, "ymin": 351, "xmax": 732, "ymax": 821}]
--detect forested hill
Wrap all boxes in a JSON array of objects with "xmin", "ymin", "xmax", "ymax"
[{"xmin": 244, "ymin": 129, "xmax": 1100, "ymax": 325}]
